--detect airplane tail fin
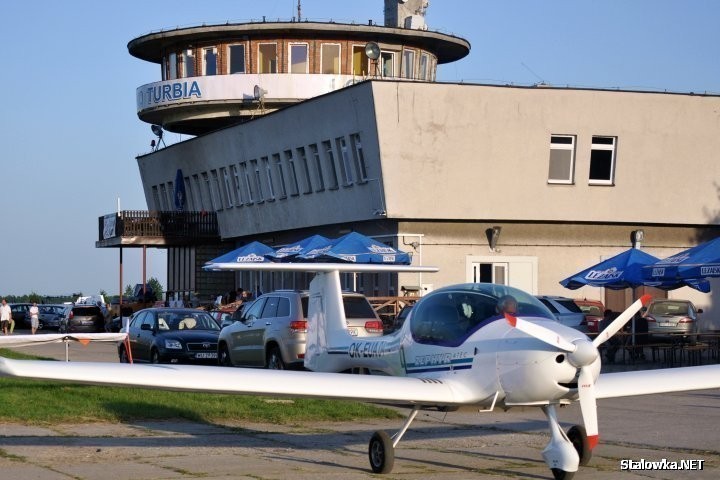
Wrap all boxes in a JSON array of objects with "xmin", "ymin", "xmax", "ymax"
[{"xmin": 304, "ymin": 270, "xmax": 354, "ymax": 372}]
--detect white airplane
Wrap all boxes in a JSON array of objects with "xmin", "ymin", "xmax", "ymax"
[{"xmin": 1, "ymin": 263, "xmax": 719, "ymax": 480}]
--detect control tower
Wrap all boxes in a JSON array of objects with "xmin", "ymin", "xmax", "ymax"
[{"xmin": 128, "ymin": 0, "xmax": 469, "ymax": 135}]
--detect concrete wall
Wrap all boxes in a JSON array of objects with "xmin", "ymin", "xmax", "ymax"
[{"xmin": 374, "ymin": 82, "xmax": 720, "ymax": 226}]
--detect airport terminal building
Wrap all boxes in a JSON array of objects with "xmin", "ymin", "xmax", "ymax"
[{"xmin": 99, "ymin": 0, "xmax": 720, "ymax": 322}]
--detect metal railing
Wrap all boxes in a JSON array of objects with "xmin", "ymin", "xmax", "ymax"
[{"xmin": 99, "ymin": 210, "xmax": 219, "ymax": 242}]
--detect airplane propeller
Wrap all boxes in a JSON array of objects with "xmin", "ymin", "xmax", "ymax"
[{"xmin": 505, "ymin": 294, "xmax": 652, "ymax": 451}]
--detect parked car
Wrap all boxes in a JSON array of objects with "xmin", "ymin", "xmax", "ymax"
[
  {"xmin": 218, "ymin": 290, "xmax": 384, "ymax": 370},
  {"xmin": 117, "ymin": 308, "xmax": 221, "ymax": 364},
  {"xmin": 644, "ymin": 299, "xmax": 702, "ymax": 342},
  {"xmin": 10, "ymin": 303, "xmax": 33, "ymax": 329},
  {"xmin": 535, "ymin": 296, "xmax": 588, "ymax": 332},
  {"xmin": 60, "ymin": 304, "xmax": 105, "ymax": 333},
  {"xmin": 573, "ymin": 299, "xmax": 605, "ymax": 333},
  {"xmin": 393, "ymin": 304, "xmax": 415, "ymax": 331},
  {"xmin": 26, "ymin": 304, "xmax": 71, "ymax": 330}
]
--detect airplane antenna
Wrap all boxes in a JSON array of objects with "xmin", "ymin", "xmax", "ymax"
[{"xmin": 521, "ymin": 62, "xmax": 548, "ymax": 86}]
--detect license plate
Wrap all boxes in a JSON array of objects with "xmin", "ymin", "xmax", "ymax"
[
  {"xmin": 659, "ymin": 322, "xmax": 674, "ymax": 327},
  {"xmin": 195, "ymin": 352, "xmax": 217, "ymax": 359},
  {"xmin": 347, "ymin": 327, "xmax": 358, "ymax": 336}
]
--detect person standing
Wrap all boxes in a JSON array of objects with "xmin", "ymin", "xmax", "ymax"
[
  {"xmin": 0, "ymin": 299, "xmax": 11, "ymax": 335},
  {"xmin": 29, "ymin": 302, "xmax": 40, "ymax": 334}
]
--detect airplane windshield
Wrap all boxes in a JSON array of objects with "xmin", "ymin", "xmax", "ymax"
[{"xmin": 409, "ymin": 284, "xmax": 555, "ymax": 347}]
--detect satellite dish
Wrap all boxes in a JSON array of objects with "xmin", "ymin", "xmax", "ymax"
[
  {"xmin": 364, "ymin": 42, "xmax": 381, "ymax": 60},
  {"xmin": 151, "ymin": 124, "xmax": 163, "ymax": 138},
  {"xmin": 253, "ymin": 85, "xmax": 268, "ymax": 100}
]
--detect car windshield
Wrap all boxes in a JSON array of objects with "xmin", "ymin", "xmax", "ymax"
[
  {"xmin": 157, "ymin": 312, "xmax": 220, "ymax": 331},
  {"xmin": 648, "ymin": 302, "xmax": 690, "ymax": 316},
  {"xmin": 555, "ymin": 299, "xmax": 583, "ymax": 313}
]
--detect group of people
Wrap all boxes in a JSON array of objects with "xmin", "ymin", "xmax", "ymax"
[{"xmin": 0, "ymin": 299, "xmax": 41, "ymax": 335}]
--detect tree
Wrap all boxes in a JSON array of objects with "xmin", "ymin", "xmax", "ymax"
[
  {"xmin": 147, "ymin": 277, "xmax": 164, "ymax": 301},
  {"xmin": 124, "ymin": 284, "xmax": 134, "ymax": 298}
]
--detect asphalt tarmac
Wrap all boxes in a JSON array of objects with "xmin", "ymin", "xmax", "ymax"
[{"xmin": 0, "ymin": 331, "xmax": 718, "ymax": 479}]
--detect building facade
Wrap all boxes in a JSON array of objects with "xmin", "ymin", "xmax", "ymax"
[{"xmin": 104, "ymin": 1, "xmax": 720, "ymax": 328}]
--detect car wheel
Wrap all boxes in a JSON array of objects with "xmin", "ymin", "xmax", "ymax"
[
  {"xmin": 266, "ymin": 346, "xmax": 285, "ymax": 370},
  {"xmin": 150, "ymin": 349, "xmax": 161, "ymax": 364},
  {"xmin": 219, "ymin": 344, "xmax": 232, "ymax": 367}
]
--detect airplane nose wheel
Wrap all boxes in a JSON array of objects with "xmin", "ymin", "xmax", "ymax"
[
  {"xmin": 368, "ymin": 430, "xmax": 394, "ymax": 474},
  {"xmin": 567, "ymin": 425, "xmax": 592, "ymax": 466}
]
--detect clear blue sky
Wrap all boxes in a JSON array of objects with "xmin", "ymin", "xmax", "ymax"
[{"xmin": 1, "ymin": 0, "xmax": 718, "ymax": 296}]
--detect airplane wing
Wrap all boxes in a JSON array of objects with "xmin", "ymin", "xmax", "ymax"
[
  {"xmin": 0, "ymin": 333, "xmax": 126, "ymax": 347},
  {"xmin": 0, "ymin": 358, "xmax": 479, "ymax": 407},
  {"xmin": 595, "ymin": 364, "xmax": 720, "ymax": 399}
]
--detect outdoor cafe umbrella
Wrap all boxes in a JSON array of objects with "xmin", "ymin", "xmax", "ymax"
[
  {"xmin": 561, "ymin": 248, "xmax": 710, "ymax": 293},
  {"xmin": 266, "ymin": 234, "xmax": 331, "ymax": 262},
  {"xmin": 297, "ymin": 232, "xmax": 411, "ymax": 264},
  {"xmin": 561, "ymin": 247, "xmax": 710, "ymax": 348},
  {"xmin": 642, "ymin": 236, "xmax": 720, "ymax": 285},
  {"xmin": 205, "ymin": 241, "xmax": 276, "ymax": 265}
]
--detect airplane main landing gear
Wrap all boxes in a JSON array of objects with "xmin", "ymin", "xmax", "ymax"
[
  {"xmin": 368, "ymin": 431, "xmax": 394, "ymax": 473},
  {"xmin": 368, "ymin": 405, "xmax": 420, "ymax": 474}
]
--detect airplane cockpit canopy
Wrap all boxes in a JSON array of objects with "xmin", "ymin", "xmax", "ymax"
[{"xmin": 409, "ymin": 284, "xmax": 556, "ymax": 347}]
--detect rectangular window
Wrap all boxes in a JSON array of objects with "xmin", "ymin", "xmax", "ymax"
[
  {"xmin": 184, "ymin": 176, "xmax": 195, "ymax": 209},
  {"xmin": 273, "ymin": 154, "xmax": 288, "ymax": 199},
  {"xmin": 548, "ymin": 135, "xmax": 576, "ymax": 184},
  {"xmin": 381, "ymin": 51, "xmax": 395, "ymax": 77},
  {"xmin": 152, "ymin": 186, "xmax": 161, "ymax": 211},
  {"xmin": 203, "ymin": 47, "xmax": 217, "ymax": 75},
  {"xmin": 201, "ymin": 172, "xmax": 217, "ymax": 211},
  {"xmin": 322, "ymin": 140, "xmax": 339, "ymax": 190},
  {"xmin": 321, "ymin": 44, "xmax": 340, "ymax": 74},
  {"xmin": 296, "ymin": 147, "xmax": 313, "ymax": 194},
  {"xmin": 220, "ymin": 167, "xmax": 233, "ymax": 208},
  {"xmin": 589, "ymin": 136, "xmax": 617, "ymax": 185},
  {"xmin": 336, "ymin": 136, "xmax": 354, "ymax": 185},
  {"xmin": 262, "ymin": 156, "xmax": 275, "ymax": 200},
  {"xmin": 258, "ymin": 43, "xmax": 278, "ymax": 73},
  {"xmin": 182, "ymin": 49, "xmax": 195, "ymax": 78},
  {"xmin": 352, "ymin": 45, "xmax": 368, "ymax": 76},
  {"xmin": 250, "ymin": 159, "xmax": 264, "ymax": 202},
  {"xmin": 284, "ymin": 150, "xmax": 300, "ymax": 196},
  {"xmin": 192, "ymin": 174, "xmax": 204, "ymax": 210},
  {"xmin": 289, "ymin": 43, "xmax": 308, "ymax": 74},
  {"xmin": 158, "ymin": 184, "xmax": 169, "ymax": 210},
  {"xmin": 240, "ymin": 162, "xmax": 254, "ymax": 203},
  {"xmin": 309, "ymin": 144, "xmax": 325, "ymax": 191},
  {"xmin": 419, "ymin": 53, "xmax": 429, "ymax": 80},
  {"xmin": 402, "ymin": 49, "xmax": 415, "ymax": 79},
  {"xmin": 350, "ymin": 133, "xmax": 369, "ymax": 182},
  {"xmin": 168, "ymin": 53, "xmax": 177, "ymax": 80},
  {"xmin": 228, "ymin": 44, "xmax": 246, "ymax": 74},
  {"xmin": 230, "ymin": 164, "xmax": 244, "ymax": 205},
  {"xmin": 209, "ymin": 170, "xmax": 223, "ymax": 210}
]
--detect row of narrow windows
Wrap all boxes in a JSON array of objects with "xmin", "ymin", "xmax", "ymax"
[
  {"xmin": 162, "ymin": 42, "xmax": 436, "ymax": 81},
  {"xmin": 153, "ymin": 132, "xmax": 369, "ymax": 212}
]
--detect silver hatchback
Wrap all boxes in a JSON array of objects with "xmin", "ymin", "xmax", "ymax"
[{"xmin": 218, "ymin": 290, "xmax": 384, "ymax": 369}]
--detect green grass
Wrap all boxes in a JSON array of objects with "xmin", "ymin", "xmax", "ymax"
[{"xmin": 0, "ymin": 349, "xmax": 400, "ymax": 425}]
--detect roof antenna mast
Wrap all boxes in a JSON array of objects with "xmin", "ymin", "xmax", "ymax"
[{"xmin": 297, "ymin": 0, "xmax": 302, "ymax": 22}]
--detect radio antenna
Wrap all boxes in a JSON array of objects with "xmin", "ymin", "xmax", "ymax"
[{"xmin": 297, "ymin": 0, "xmax": 302, "ymax": 22}]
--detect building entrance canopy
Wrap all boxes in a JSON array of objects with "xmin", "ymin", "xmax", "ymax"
[{"xmin": 561, "ymin": 248, "xmax": 710, "ymax": 293}]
